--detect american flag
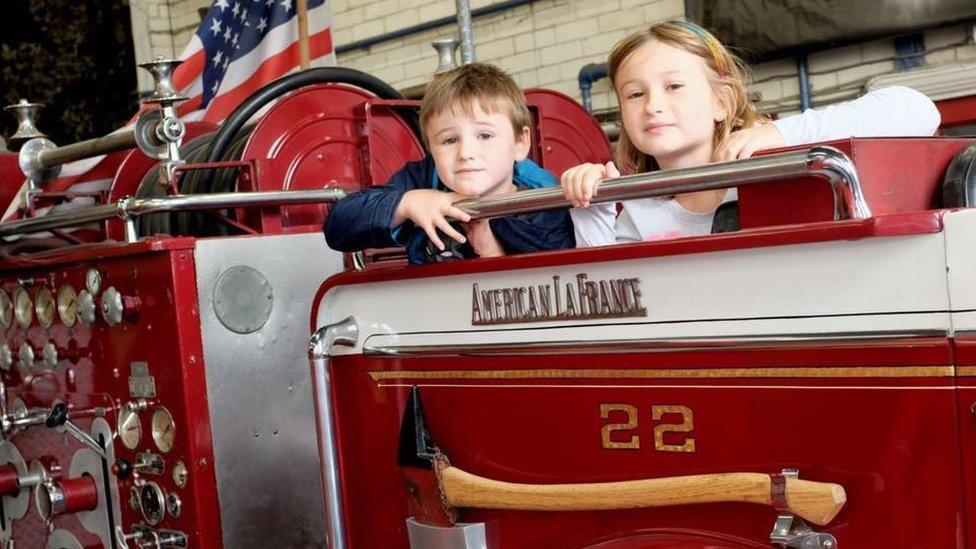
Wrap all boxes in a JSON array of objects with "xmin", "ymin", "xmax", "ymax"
[{"xmin": 172, "ymin": 0, "xmax": 336, "ymax": 123}]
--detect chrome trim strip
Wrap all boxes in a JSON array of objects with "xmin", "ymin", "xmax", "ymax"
[
  {"xmin": 363, "ymin": 330, "xmax": 946, "ymax": 357},
  {"xmin": 453, "ymin": 146, "xmax": 870, "ymax": 221},
  {"xmin": 309, "ymin": 317, "xmax": 358, "ymax": 549},
  {"xmin": 0, "ymin": 188, "xmax": 347, "ymax": 238},
  {"xmin": 406, "ymin": 518, "xmax": 488, "ymax": 549}
]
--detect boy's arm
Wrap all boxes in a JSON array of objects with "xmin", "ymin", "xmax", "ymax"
[
  {"xmin": 488, "ymin": 208, "xmax": 576, "ymax": 254},
  {"xmin": 323, "ymin": 161, "xmax": 430, "ymax": 251}
]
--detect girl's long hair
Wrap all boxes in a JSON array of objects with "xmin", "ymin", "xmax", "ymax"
[{"xmin": 609, "ymin": 21, "xmax": 768, "ymax": 174}]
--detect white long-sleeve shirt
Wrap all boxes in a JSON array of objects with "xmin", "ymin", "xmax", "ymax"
[{"xmin": 570, "ymin": 85, "xmax": 942, "ymax": 247}]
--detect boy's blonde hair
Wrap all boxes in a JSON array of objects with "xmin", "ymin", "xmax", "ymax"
[
  {"xmin": 608, "ymin": 21, "xmax": 768, "ymax": 174},
  {"xmin": 419, "ymin": 63, "xmax": 531, "ymax": 142}
]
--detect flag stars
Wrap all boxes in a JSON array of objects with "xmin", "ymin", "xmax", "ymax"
[
  {"xmin": 223, "ymin": 26, "xmax": 232, "ymax": 42},
  {"xmin": 212, "ymin": 80, "xmax": 221, "ymax": 94},
  {"xmin": 212, "ymin": 50, "xmax": 223, "ymax": 65},
  {"xmin": 265, "ymin": 0, "xmax": 274, "ymax": 6},
  {"xmin": 256, "ymin": 17, "xmax": 268, "ymax": 32},
  {"xmin": 210, "ymin": 18, "xmax": 222, "ymax": 36},
  {"xmin": 232, "ymin": 2, "xmax": 240, "ymax": 18},
  {"xmin": 215, "ymin": 0, "xmax": 230, "ymax": 11},
  {"xmin": 280, "ymin": 0, "xmax": 293, "ymax": 11}
]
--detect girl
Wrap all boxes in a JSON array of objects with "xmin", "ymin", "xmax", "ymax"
[{"xmin": 562, "ymin": 21, "xmax": 941, "ymax": 246}]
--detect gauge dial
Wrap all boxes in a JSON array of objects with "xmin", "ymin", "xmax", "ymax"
[
  {"xmin": 172, "ymin": 460, "xmax": 188, "ymax": 488},
  {"xmin": 58, "ymin": 284, "xmax": 77, "ymax": 327},
  {"xmin": 14, "ymin": 288, "xmax": 32, "ymax": 329},
  {"xmin": 118, "ymin": 407, "xmax": 142, "ymax": 450},
  {"xmin": 0, "ymin": 290, "xmax": 11, "ymax": 329},
  {"xmin": 77, "ymin": 290, "xmax": 96, "ymax": 326},
  {"xmin": 85, "ymin": 269, "xmax": 102, "ymax": 295},
  {"xmin": 151, "ymin": 407, "xmax": 175, "ymax": 453},
  {"xmin": 139, "ymin": 481, "xmax": 166, "ymax": 525},
  {"xmin": 34, "ymin": 287, "xmax": 54, "ymax": 328}
]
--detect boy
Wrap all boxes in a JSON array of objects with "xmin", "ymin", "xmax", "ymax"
[{"xmin": 323, "ymin": 63, "xmax": 575, "ymax": 264}]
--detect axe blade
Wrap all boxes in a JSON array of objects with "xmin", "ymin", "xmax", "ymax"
[{"xmin": 397, "ymin": 386, "xmax": 438, "ymax": 469}]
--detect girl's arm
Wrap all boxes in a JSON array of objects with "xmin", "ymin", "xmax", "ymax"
[
  {"xmin": 772, "ymin": 85, "xmax": 941, "ymax": 145},
  {"xmin": 569, "ymin": 204, "xmax": 617, "ymax": 248}
]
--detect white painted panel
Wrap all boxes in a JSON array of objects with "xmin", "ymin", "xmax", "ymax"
[{"xmin": 317, "ymin": 232, "xmax": 950, "ymax": 353}]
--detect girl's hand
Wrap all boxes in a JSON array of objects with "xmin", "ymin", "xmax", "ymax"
[
  {"xmin": 560, "ymin": 161, "xmax": 620, "ymax": 208},
  {"xmin": 393, "ymin": 189, "xmax": 471, "ymax": 251},
  {"xmin": 715, "ymin": 124, "xmax": 786, "ymax": 162},
  {"xmin": 464, "ymin": 219, "xmax": 506, "ymax": 258}
]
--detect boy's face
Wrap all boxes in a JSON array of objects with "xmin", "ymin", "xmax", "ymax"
[{"xmin": 426, "ymin": 102, "xmax": 531, "ymax": 197}]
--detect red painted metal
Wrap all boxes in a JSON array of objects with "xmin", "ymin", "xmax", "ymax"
[
  {"xmin": 327, "ymin": 339, "xmax": 960, "ymax": 547},
  {"xmin": 0, "ymin": 239, "xmax": 222, "ymax": 547},
  {"xmin": 738, "ymin": 137, "xmax": 974, "ymax": 229},
  {"xmin": 57, "ymin": 476, "xmax": 98, "ymax": 515},
  {"xmin": 524, "ymin": 88, "xmax": 613, "ymax": 177},
  {"xmin": 0, "ymin": 463, "xmax": 19, "ymax": 497},
  {"xmin": 0, "ymin": 152, "xmax": 22, "ymax": 212},
  {"xmin": 239, "ymin": 84, "xmax": 425, "ymax": 233},
  {"xmin": 937, "ymin": 95, "xmax": 976, "ymax": 127}
]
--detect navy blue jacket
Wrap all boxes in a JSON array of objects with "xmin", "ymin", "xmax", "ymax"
[{"xmin": 324, "ymin": 157, "xmax": 575, "ymax": 264}]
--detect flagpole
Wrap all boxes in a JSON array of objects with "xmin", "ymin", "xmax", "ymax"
[{"xmin": 297, "ymin": 0, "xmax": 310, "ymax": 69}]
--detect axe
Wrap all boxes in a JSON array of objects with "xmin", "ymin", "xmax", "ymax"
[{"xmin": 398, "ymin": 387, "xmax": 846, "ymax": 526}]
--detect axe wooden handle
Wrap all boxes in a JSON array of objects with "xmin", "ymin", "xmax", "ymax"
[{"xmin": 439, "ymin": 467, "xmax": 846, "ymax": 526}]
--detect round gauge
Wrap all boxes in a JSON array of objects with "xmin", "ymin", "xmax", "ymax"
[
  {"xmin": 0, "ymin": 290, "xmax": 11, "ymax": 329},
  {"xmin": 139, "ymin": 482, "xmax": 166, "ymax": 525},
  {"xmin": 171, "ymin": 460, "xmax": 188, "ymax": 488},
  {"xmin": 117, "ymin": 407, "xmax": 142, "ymax": 450},
  {"xmin": 85, "ymin": 269, "xmax": 102, "ymax": 295},
  {"xmin": 13, "ymin": 288, "xmax": 32, "ymax": 329},
  {"xmin": 57, "ymin": 284, "xmax": 77, "ymax": 327},
  {"xmin": 77, "ymin": 290, "xmax": 96, "ymax": 326},
  {"xmin": 150, "ymin": 407, "xmax": 175, "ymax": 453},
  {"xmin": 34, "ymin": 287, "xmax": 54, "ymax": 329}
]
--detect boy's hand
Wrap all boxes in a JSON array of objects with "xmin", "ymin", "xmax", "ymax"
[
  {"xmin": 560, "ymin": 161, "xmax": 620, "ymax": 208},
  {"xmin": 393, "ymin": 189, "xmax": 471, "ymax": 251},
  {"xmin": 715, "ymin": 124, "xmax": 785, "ymax": 162},
  {"xmin": 464, "ymin": 219, "xmax": 506, "ymax": 258}
]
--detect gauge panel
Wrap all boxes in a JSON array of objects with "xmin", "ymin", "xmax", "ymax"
[
  {"xmin": 57, "ymin": 284, "xmax": 78, "ymax": 327},
  {"xmin": 34, "ymin": 287, "xmax": 54, "ymax": 329},
  {"xmin": 151, "ymin": 407, "xmax": 175, "ymax": 453},
  {"xmin": 0, "ymin": 290, "xmax": 11, "ymax": 329},
  {"xmin": 118, "ymin": 408, "xmax": 142, "ymax": 451},
  {"xmin": 13, "ymin": 288, "xmax": 31, "ymax": 329},
  {"xmin": 85, "ymin": 268, "xmax": 102, "ymax": 295}
]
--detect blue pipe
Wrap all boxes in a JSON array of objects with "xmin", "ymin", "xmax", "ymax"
[
  {"xmin": 336, "ymin": 0, "xmax": 539, "ymax": 55},
  {"xmin": 578, "ymin": 62, "xmax": 608, "ymax": 112},
  {"xmin": 796, "ymin": 54, "xmax": 812, "ymax": 111}
]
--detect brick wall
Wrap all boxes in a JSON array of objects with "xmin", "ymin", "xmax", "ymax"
[
  {"xmin": 752, "ymin": 24, "xmax": 976, "ymax": 116},
  {"xmin": 333, "ymin": 0, "xmax": 684, "ymax": 113},
  {"xmin": 132, "ymin": 1, "xmax": 976, "ymax": 119},
  {"xmin": 130, "ymin": 0, "xmax": 210, "ymax": 90}
]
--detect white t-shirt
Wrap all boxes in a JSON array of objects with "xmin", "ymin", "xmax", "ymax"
[{"xmin": 571, "ymin": 85, "xmax": 942, "ymax": 247}]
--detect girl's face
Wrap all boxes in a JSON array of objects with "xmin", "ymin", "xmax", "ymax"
[{"xmin": 614, "ymin": 39, "xmax": 727, "ymax": 169}]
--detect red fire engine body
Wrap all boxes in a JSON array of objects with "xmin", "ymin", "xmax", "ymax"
[{"xmin": 0, "ymin": 63, "xmax": 975, "ymax": 549}]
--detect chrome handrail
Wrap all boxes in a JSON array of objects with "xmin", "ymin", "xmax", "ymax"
[
  {"xmin": 0, "ymin": 188, "xmax": 347, "ymax": 240},
  {"xmin": 453, "ymin": 145, "xmax": 871, "ymax": 220}
]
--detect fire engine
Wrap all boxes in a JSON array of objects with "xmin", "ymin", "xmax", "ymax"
[{"xmin": 0, "ymin": 34, "xmax": 975, "ymax": 549}]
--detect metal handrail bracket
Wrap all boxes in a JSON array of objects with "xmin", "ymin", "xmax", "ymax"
[
  {"xmin": 453, "ymin": 145, "xmax": 870, "ymax": 221},
  {"xmin": 0, "ymin": 145, "xmax": 865, "ymax": 242},
  {"xmin": 0, "ymin": 188, "xmax": 348, "ymax": 240}
]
